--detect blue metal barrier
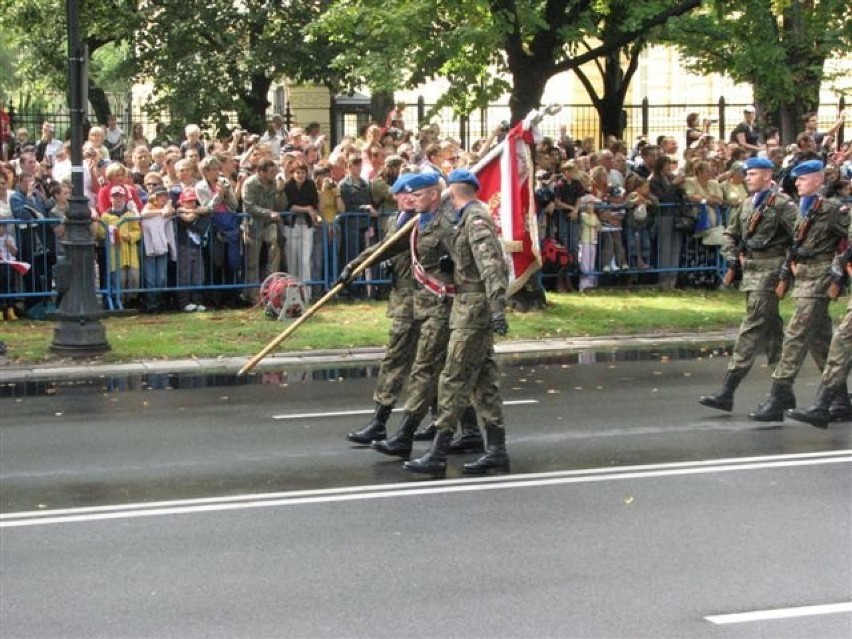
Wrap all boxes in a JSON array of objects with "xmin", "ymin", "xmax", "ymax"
[
  {"xmin": 0, "ymin": 217, "xmax": 60, "ymax": 310},
  {"xmin": 538, "ymin": 201, "xmax": 729, "ymax": 289}
]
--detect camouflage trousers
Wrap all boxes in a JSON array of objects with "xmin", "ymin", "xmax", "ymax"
[
  {"xmin": 434, "ymin": 328, "xmax": 504, "ymax": 433},
  {"xmin": 822, "ymin": 307, "xmax": 851, "ymax": 389},
  {"xmin": 372, "ymin": 316, "xmax": 421, "ymax": 407},
  {"xmin": 771, "ymin": 297, "xmax": 833, "ymax": 386},
  {"xmin": 401, "ymin": 315, "xmax": 451, "ymax": 419},
  {"xmin": 727, "ymin": 291, "xmax": 784, "ymax": 377}
]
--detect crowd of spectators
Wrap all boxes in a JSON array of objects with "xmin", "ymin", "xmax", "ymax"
[
  {"xmin": 0, "ymin": 102, "xmax": 850, "ymax": 319},
  {"xmin": 534, "ymin": 106, "xmax": 850, "ymax": 292}
]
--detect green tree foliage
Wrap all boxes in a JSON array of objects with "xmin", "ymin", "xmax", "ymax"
[
  {"xmin": 135, "ymin": 0, "xmax": 340, "ymax": 133},
  {"xmin": 0, "ymin": 0, "xmax": 338, "ymax": 132},
  {"xmin": 660, "ymin": 0, "xmax": 852, "ymax": 142},
  {"xmin": 0, "ymin": 0, "xmax": 140, "ymax": 124},
  {"xmin": 312, "ymin": 0, "xmax": 700, "ymax": 129}
]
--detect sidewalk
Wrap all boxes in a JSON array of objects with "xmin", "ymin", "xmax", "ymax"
[{"xmin": 0, "ymin": 331, "xmax": 737, "ymax": 383}]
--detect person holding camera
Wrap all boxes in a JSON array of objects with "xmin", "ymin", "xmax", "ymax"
[{"xmin": 242, "ymin": 158, "xmax": 288, "ymax": 302}]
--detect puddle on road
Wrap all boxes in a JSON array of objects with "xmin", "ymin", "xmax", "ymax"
[{"xmin": 1, "ymin": 344, "xmax": 733, "ymax": 398}]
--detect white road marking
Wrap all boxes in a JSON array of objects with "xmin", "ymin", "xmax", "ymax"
[
  {"xmin": 706, "ymin": 601, "xmax": 852, "ymax": 624},
  {"xmin": 273, "ymin": 399, "xmax": 539, "ymax": 420},
  {"xmin": 1, "ymin": 450, "xmax": 848, "ymax": 528}
]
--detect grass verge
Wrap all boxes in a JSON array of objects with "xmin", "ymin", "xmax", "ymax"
[{"xmin": 0, "ymin": 289, "xmax": 846, "ymax": 366}]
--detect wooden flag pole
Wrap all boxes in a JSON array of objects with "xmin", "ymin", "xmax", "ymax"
[{"xmin": 237, "ymin": 213, "xmax": 421, "ymax": 376}]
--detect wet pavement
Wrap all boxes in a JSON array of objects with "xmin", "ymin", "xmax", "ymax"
[
  {"xmin": 1, "ymin": 343, "xmax": 848, "ymax": 513},
  {"xmin": 2, "ymin": 336, "xmax": 851, "ymax": 638}
]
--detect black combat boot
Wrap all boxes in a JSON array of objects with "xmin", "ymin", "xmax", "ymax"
[
  {"xmin": 347, "ymin": 404, "xmax": 393, "ymax": 445},
  {"xmin": 697, "ymin": 371, "xmax": 743, "ymax": 412},
  {"xmin": 462, "ymin": 424, "xmax": 510, "ymax": 475},
  {"xmin": 786, "ymin": 384, "xmax": 834, "ymax": 430},
  {"xmin": 748, "ymin": 382, "xmax": 796, "ymax": 422},
  {"xmin": 828, "ymin": 381, "xmax": 852, "ymax": 422},
  {"xmin": 371, "ymin": 412, "xmax": 420, "ymax": 458},
  {"xmin": 448, "ymin": 406, "xmax": 485, "ymax": 454},
  {"xmin": 412, "ymin": 421, "xmax": 437, "ymax": 441},
  {"xmin": 414, "ymin": 402, "xmax": 439, "ymax": 440},
  {"xmin": 403, "ymin": 430, "xmax": 453, "ymax": 476}
]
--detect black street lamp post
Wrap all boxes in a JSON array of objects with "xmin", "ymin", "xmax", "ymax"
[{"xmin": 50, "ymin": 0, "xmax": 110, "ymax": 355}]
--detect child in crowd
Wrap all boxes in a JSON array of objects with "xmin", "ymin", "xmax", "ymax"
[
  {"xmin": 94, "ymin": 186, "xmax": 131, "ymax": 309},
  {"xmin": 0, "ymin": 223, "xmax": 20, "ymax": 320},
  {"xmin": 577, "ymin": 186, "xmax": 601, "ymax": 292},
  {"xmin": 140, "ymin": 185, "xmax": 175, "ymax": 313},
  {"xmin": 174, "ymin": 187, "xmax": 207, "ymax": 312},
  {"xmin": 624, "ymin": 174, "xmax": 655, "ymax": 270}
]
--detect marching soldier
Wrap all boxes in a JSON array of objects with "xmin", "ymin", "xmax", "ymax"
[
  {"xmin": 404, "ymin": 169, "xmax": 511, "ymax": 476},
  {"xmin": 787, "ymin": 218, "xmax": 852, "ymax": 428},
  {"xmin": 344, "ymin": 172, "xmax": 483, "ymax": 453},
  {"xmin": 344, "ymin": 172, "xmax": 420, "ymax": 444},
  {"xmin": 698, "ymin": 157, "xmax": 796, "ymax": 412},
  {"xmin": 749, "ymin": 160, "xmax": 851, "ymax": 422}
]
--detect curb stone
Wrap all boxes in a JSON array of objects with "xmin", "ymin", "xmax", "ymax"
[{"xmin": 0, "ymin": 331, "xmax": 737, "ymax": 384}]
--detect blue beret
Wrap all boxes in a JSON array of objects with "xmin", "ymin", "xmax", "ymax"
[
  {"xmin": 390, "ymin": 172, "xmax": 415, "ymax": 195},
  {"xmin": 743, "ymin": 157, "xmax": 773, "ymax": 171},
  {"xmin": 446, "ymin": 169, "xmax": 480, "ymax": 191},
  {"xmin": 790, "ymin": 159, "xmax": 824, "ymax": 178},
  {"xmin": 401, "ymin": 172, "xmax": 440, "ymax": 193}
]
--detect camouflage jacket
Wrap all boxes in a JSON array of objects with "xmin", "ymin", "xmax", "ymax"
[
  {"xmin": 722, "ymin": 189, "xmax": 797, "ymax": 292},
  {"xmin": 789, "ymin": 196, "xmax": 850, "ymax": 299},
  {"xmin": 444, "ymin": 199, "xmax": 508, "ymax": 330}
]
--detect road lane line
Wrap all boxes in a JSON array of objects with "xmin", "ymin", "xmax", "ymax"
[
  {"xmin": 706, "ymin": 602, "xmax": 852, "ymax": 624},
  {"xmin": 2, "ymin": 451, "xmax": 849, "ymax": 528},
  {"xmin": 273, "ymin": 399, "xmax": 539, "ymax": 420}
]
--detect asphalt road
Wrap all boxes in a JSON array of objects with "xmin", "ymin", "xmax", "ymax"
[{"xmin": 1, "ymin": 349, "xmax": 850, "ymax": 638}]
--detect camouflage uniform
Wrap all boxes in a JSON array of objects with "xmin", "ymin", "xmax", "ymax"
[
  {"xmin": 721, "ymin": 189, "xmax": 797, "ymax": 376},
  {"xmin": 432, "ymin": 199, "xmax": 508, "ymax": 433},
  {"xmin": 787, "ymin": 222, "xmax": 852, "ymax": 427},
  {"xmin": 348, "ymin": 212, "xmax": 418, "ymax": 407},
  {"xmin": 821, "ymin": 224, "xmax": 852, "ymax": 390},
  {"xmin": 771, "ymin": 197, "xmax": 849, "ymax": 386},
  {"xmin": 397, "ymin": 203, "xmax": 455, "ymax": 417}
]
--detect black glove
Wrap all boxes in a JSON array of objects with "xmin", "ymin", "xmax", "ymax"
[
  {"xmin": 334, "ymin": 264, "xmax": 354, "ymax": 289},
  {"xmin": 778, "ymin": 264, "xmax": 793, "ymax": 282},
  {"xmin": 726, "ymin": 259, "xmax": 740, "ymax": 272},
  {"xmin": 491, "ymin": 312, "xmax": 508, "ymax": 336},
  {"xmin": 380, "ymin": 259, "xmax": 394, "ymax": 276},
  {"xmin": 830, "ymin": 262, "xmax": 846, "ymax": 285},
  {"xmin": 439, "ymin": 254, "xmax": 454, "ymax": 275}
]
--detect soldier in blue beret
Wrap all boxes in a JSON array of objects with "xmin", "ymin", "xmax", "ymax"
[
  {"xmin": 749, "ymin": 156, "xmax": 851, "ymax": 422},
  {"xmin": 699, "ymin": 149, "xmax": 797, "ymax": 413},
  {"xmin": 400, "ymin": 172, "xmax": 440, "ymax": 193},
  {"xmin": 743, "ymin": 157, "xmax": 774, "ymax": 171},
  {"xmin": 789, "ymin": 159, "xmax": 824, "ymax": 177},
  {"xmin": 404, "ymin": 167, "xmax": 512, "ymax": 476},
  {"xmin": 446, "ymin": 169, "xmax": 480, "ymax": 191}
]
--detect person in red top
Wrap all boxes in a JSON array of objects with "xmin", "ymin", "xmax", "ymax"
[{"xmin": 96, "ymin": 162, "xmax": 143, "ymax": 215}]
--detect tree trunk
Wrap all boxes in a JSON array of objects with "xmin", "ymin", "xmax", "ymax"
[
  {"xmin": 370, "ymin": 91, "xmax": 395, "ymax": 127},
  {"xmin": 238, "ymin": 73, "xmax": 272, "ymax": 133},
  {"xmin": 598, "ymin": 50, "xmax": 627, "ymax": 140},
  {"xmin": 87, "ymin": 82, "xmax": 112, "ymax": 127},
  {"xmin": 508, "ymin": 63, "xmax": 548, "ymax": 124}
]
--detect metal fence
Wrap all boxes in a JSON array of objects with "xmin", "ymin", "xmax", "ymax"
[
  {"xmin": 1, "ymin": 204, "xmax": 734, "ymax": 318},
  {"xmin": 5, "ymin": 92, "xmax": 846, "ymax": 154}
]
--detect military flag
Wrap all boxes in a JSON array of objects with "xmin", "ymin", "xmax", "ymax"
[{"xmin": 470, "ymin": 113, "xmax": 543, "ymax": 296}]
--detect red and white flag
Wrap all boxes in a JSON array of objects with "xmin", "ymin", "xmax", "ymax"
[
  {"xmin": 470, "ymin": 113, "xmax": 542, "ymax": 296},
  {"xmin": 2, "ymin": 260, "xmax": 31, "ymax": 276}
]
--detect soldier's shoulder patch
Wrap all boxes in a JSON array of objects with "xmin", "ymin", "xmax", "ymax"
[{"xmin": 472, "ymin": 218, "xmax": 486, "ymax": 226}]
